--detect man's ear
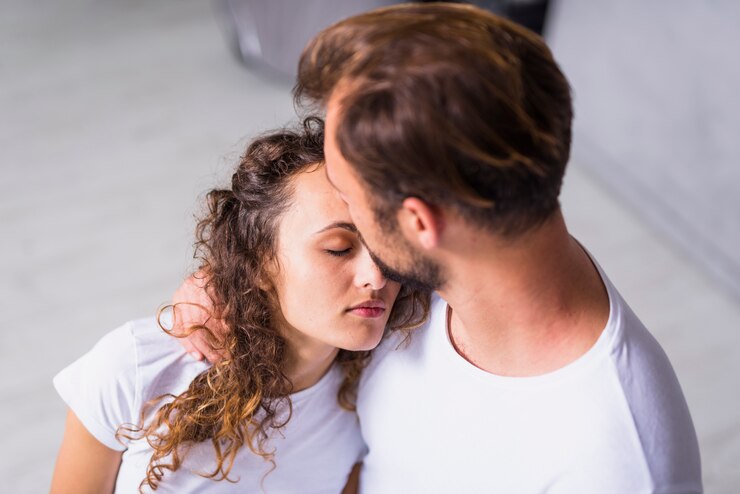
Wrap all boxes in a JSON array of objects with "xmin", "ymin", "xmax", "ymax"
[{"xmin": 397, "ymin": 197, "xmax": 444, "ymax": 250}]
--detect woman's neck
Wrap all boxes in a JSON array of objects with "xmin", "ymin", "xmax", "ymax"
[
  {"xmin": 285, "ymin": 343, "xmax": 339, "ymax": 392},
  {"xmin": 274, "ymin": 317, "xmax": 339, "ymax": 392}
]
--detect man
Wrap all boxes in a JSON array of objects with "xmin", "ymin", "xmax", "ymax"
[{"xmin": 177, "ymin": 4, "xmax": 701, "ymax": 492}]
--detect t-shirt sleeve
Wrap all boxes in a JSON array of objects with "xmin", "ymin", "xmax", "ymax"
[{"xmin": 53, "ymin": 322, "xmax": 139, "ymax": 451}]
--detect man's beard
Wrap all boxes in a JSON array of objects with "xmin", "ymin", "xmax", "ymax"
[
  {"xmin": 368, "ymin": 200, "xmax": 445, "ymax": 292},
  {"xmin": 368, "ymin": 245, "xmax": 444, "ymax": 293}
]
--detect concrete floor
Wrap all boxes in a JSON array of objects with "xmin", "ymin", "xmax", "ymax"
[{"xmin": 1, "ymin": 1, "xmax": 738, "ymax": 492}]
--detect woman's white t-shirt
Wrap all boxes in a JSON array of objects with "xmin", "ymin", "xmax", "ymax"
[{"xmin": 54, "ymin": 317, "xmax": 365, "ymax": 493}]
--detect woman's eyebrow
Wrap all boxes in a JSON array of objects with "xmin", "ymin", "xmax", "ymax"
[{"xmin": 313, "ymin": 222, "xmax": 358, "ymax": 235}]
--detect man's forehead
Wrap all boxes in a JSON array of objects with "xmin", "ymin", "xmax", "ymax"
[
  {"xmin": 322, "ymin": 103, "xmax": 343, "ymax": 186},
  {"xmin": 324, "ymin": 103, "xmax": 341, "ymax": 143},
  {"xmin": 322, "ymin": 160, "xmax": 339, "ymax": 191},
  {"xmin": 325, "ymin": 81, "xmax": 357, "ymax": 127},
  {"xmin": 327, "ymin": 82, "xmax": 350, "ymax": 109}
]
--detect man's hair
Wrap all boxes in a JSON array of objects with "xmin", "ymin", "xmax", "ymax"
[{"xmin": 295, "ymin": 3, "xmax": 573, "ymax": 236}]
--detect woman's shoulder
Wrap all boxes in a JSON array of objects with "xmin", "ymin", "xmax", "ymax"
[
  {"xmin": 53, "ymin": 317, "xmax": 209, "ymax": 450},
  {"xmin": 60, "ymin": 317, "xmax": 205, "ymax": 389},
  {"xmin": 127, "ymin": 316, "xmax": 211, "ymax": 401},
  {"xmin": 53, "ymin": 321, "xmax": 141, "ymax": 450}
]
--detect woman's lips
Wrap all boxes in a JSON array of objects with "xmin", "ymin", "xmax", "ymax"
[
  {"xmin": 348, "ymin": 307, "xmax": 386, "ymax": 318},
  {"xmin": 347, "ymin": 300, "xmax": 386, "ymax": 318}
]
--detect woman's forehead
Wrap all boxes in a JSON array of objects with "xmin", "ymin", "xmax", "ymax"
[{"xmin": 284, "ymin": 166, "xmax": 353, "ymax": 233}]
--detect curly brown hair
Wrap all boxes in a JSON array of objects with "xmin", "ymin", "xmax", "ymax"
[{"xmin": 118, "ymin": 117, "xmax": 430, "ymax": 491}]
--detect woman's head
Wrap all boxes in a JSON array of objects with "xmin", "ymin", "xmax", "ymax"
[
  {"xmin": 129, "ymin": 118, "xmax": 429, "ymax": 491},
  {"xmin": 271, "ymin": 162, "xmax": 401, "ymax": 355},
  {"xmin": 205, "ymin": 117, "xmax": 401, "ymax": 357}
]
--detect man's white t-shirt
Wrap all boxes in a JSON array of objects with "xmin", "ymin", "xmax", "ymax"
[
  {"xmin": 54, "ymin": 317, "xmax": 365, "ymax": 493},
  {"xmin": 356, "ymin": 261, "xmax": 702, "ymax": 493}
]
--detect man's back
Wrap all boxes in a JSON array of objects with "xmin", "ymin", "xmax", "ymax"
[{"xmin": 357, "ymin": 259, "xmax": 701, "ymax": 493}]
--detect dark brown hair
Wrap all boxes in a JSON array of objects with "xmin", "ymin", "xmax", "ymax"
[
  {"xmin": 295, "ymin": 3, "xmax": 573, "ymax": 236},
  {"xmin": 119, "ymin": 117, "xmax": 430, "ymax": 491}
]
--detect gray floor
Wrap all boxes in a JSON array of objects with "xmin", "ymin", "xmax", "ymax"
[{"xmin": 1, "ymin": 1, "xmax": 738, "ymax": 492}]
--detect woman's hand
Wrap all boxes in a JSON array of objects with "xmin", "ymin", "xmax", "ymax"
[
  {"xmin": 50, "ymin": 410, "xmax": 122, "ymax": 494},
  {"xmin": 170, "ymin": 272, "xmax": 228, "ymax": 363}
]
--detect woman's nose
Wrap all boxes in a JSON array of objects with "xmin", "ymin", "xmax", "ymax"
[{"xmin": 355, "ymin": 248, "xmax": 388, "ymax": 290}]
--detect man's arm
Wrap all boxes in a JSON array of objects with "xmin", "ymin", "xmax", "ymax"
[
  {"xmin": 169, "ymin": 272, "xmax": 228, "ymax": 362},
  {"xmin": 50, "ymin": 410, "xmax": 123, "ymax": 494}
]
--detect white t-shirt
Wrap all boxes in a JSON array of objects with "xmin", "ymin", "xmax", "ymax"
[
  {"xmin": 54, "ymin": 317, "xmax": 365, "ymax": 493},
  {"xmin": 356, "ymin": 261, "xmax": 702, "ymax": 493}
]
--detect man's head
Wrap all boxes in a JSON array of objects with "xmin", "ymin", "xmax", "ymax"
[{"xmin": 295, "ymin": 3, "xmax": 573, "ymax": 289}]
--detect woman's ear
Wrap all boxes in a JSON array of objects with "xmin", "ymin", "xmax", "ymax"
[{"xmin": 397, "ymin": 197, "xmax": 444, "ymax": 250}]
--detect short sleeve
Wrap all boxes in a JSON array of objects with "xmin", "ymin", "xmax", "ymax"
[{"xmin": 53, "ymin": 323, "xmax": 139, "ymax": 451}]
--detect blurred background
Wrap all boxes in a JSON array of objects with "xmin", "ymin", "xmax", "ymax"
[{"xmin": 1, "ymin": 0, "xmax": 738, "ymax": 492}]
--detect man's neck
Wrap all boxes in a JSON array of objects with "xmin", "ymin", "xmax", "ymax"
[{"xmin": 437, "ymin": 212, "xmax": 609, "ymax": 377}]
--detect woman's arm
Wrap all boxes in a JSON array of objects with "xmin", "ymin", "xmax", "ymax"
[
  {"xmin": 341, "ymin": 463, "xmax": 362, "ymax": 494},
  {"xmin": 50, "ymin": 409, "xmax": 123, "ymax": 494}
]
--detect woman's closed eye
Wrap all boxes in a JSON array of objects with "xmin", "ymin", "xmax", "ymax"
[{"xmin": 326, "ymin": 248, "xmax": 352, "ymax": 257}]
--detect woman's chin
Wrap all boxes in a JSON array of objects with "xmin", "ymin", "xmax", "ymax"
[{"xmin": 339, "ymin": 329, "xmax": 385, "ymax": 352}]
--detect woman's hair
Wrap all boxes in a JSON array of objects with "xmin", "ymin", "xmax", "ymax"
[{"xmin": 118, "ymin": 117, "xmax": 430, "ymax": 491}]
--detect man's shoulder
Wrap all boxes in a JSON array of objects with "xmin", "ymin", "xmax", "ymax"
[
  {"xmin": 605, "ymin": 281, "xmax": 683, "ymax": 393},
  {"xmin": 591, "ymin": 259, "xmax": 681, "ymax": 388},
  {"xmin": 374, "ymin": 293, "xmax": 445, "ymax": 353},
  {"xmin": 597, "ymin": 278, "xmax": 702, "ymax": 489},
  {"xmin": 360, "ymin": 294, "xmax": 445, "ymax": 386}
]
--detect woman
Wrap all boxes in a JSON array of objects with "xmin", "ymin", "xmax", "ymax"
[{"xmin": 51, "ymin": 118, "xmax": 429, "ymax": 493}]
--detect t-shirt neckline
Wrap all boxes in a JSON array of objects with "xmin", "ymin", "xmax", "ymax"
[
  {"xmin": 440, "ymin": 250, "xmax": 619, "ymax": 389},
  {"xmin": 289, "ymin": 363, "xmax": 339, "ymax": 403}
]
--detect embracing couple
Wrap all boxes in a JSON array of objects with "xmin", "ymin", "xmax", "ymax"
[{"xmin": 51, "ymin": 4, "xmax": 701, "ymax": 493}]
